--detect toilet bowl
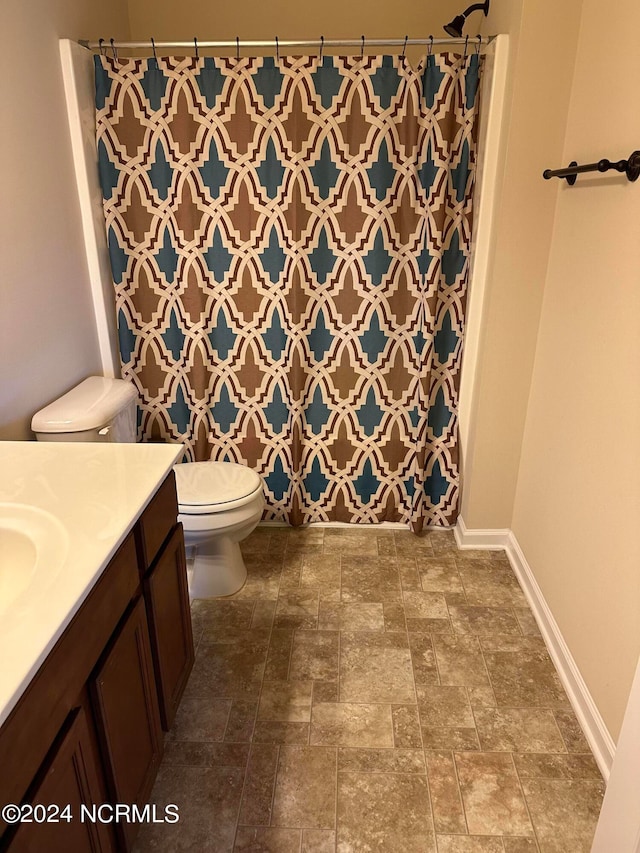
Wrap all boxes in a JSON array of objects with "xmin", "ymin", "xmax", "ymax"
[
  {"xmin": 174, "ymin": 461, "xmax": 264, "ymax": 597},
  {"xmin": 31, "ymin": 376, "xmax": 265, "ymax": 597}
]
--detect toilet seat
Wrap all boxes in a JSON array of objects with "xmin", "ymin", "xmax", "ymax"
[{"xmin": 174, "ymin": 461, "xmax": 263, "ymax": 515}]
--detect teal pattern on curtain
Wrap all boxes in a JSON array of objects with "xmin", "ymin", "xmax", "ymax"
[{"xmin": 95, "ymin": 51, "xmax": 483, "ymax": 530}]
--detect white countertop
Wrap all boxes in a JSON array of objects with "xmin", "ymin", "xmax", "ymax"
[{"xmin": 0, "ymin": 440, "xmax": 183, "ymax": 727}]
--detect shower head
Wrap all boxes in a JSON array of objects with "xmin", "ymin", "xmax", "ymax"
[{"xmin": 443, "ymin": 0, "xmax": 490, "ymax": 38}]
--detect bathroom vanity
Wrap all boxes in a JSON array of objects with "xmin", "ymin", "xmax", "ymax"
[{"xmin": 0, "ymin": 442, "xmax": 193, "ymax": 852}]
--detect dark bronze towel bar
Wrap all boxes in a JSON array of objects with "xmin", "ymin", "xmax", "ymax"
[{"xmin": 543, "ymin": 150, "xmax": 640, "ymax": 185}]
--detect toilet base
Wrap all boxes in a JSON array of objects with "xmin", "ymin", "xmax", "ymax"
[{"xmin": 188, "ymin": 537, "xmax": 248, "ymax": 598}]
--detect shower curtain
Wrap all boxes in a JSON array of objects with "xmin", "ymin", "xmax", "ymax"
[{"xmin": 94, "ymin": 50, "xmax": 482, "ymax": 530}]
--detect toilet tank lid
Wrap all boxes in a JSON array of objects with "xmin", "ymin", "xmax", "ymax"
[{"xmin": 31, "ymin": 377, "xmax": 137, "ymax": 433}]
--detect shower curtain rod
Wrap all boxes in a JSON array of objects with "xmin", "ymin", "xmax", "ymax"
[{"xmin": 80, "ymin": 36, "xmax": 495, "ymax": 52}]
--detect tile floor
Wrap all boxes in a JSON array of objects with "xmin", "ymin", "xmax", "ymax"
[{"xmin": 135, "ymin": 527, "xmax": 604, "ymax": 853}]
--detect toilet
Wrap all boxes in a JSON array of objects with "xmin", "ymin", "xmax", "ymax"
[{"xmin": 31, "ymin": 376, "xmax": 265, "ymax": 597}]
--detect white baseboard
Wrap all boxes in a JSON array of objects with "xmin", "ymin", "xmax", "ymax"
[
  {"xmin": 454, "ymin": 515, "xmax": 512, "ymax": 550},
  {"xmin": 456, "ymin": 516, "xmax": 615, "ymax": 780}
]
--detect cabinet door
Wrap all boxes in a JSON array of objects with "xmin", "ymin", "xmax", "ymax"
[
  {"xmin": 5, "ymin": 705, "xmax": 115, "ymax": 853},
  {"xmin": 144, "ymin": 524, "xmax": 194, "ymax": 730},
  {"xmin": 90, "ymin": 597, "xmax": 163, "ymax": 851}
]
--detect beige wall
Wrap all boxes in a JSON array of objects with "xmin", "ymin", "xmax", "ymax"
[
  {"xmin": 0, "ymin": 1, "xmax": 130, "ymax": 439},
  {"xmin": 511, "ymin": 0, "xmax": 640, "ymax": 740},
  {"xmin": 462, "ymin": 0, "xmax": 583, "ymax": 527},
  {"xmin": 127, "ymin": 0, "xmax": 460, "ymax": 50}
]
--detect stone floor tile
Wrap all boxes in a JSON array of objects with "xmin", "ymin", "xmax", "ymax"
[
  {"xmin": 340, "ymin": 556, "xmax": 402, "ymax": 602},
  {"xmin": 454, "ymin": 752, "xmax": 533, "ymax": 836},
  {"xmin": 418, "ymin": 557, "xmax": 464, "ymax": 594},
  {"xmin": 337, "ymin": 771, "xmax": 435, "ymax": 852},
  {"xmin": 238, "ymin": 744, "xmax": 279, "ymax": 826},
  {"xmin": 184, "ymin": 635, "xmax": 268, "ymax": 700},
  {"xmin": 169, "ymin": 528, "xmax": 603, "ymax": 852},
  {"xmin": 338, "ymin": 747, "xmax": 425, "ymax": 773},
  {"xmin": 521, "ymin": 778, "xmax": 604, "ymax": 852},
  {"xmin": 299, "ymin": 553, "xmax": 341, "ymax": 592},
  {"xmin": 324, "ymin": 528, "xmax": 379, "ymax": 555},
  {"xmin": 394, "ymin": 531, "xmax": 435, "ymax": 556},
  {"xmin": 513, "ymin": 752, "xmax": 602, "ymax": 780},
  {"xmin": 449, "ymin": 605, "xmax": 521, "ymax": 636},
  {"xmin": 408, "ymin": 633, "xmax": 439, "ymax": 685},
  {"xmin": 258, "ymin": 681, "xmax": 313, "ymax": 723},
  {"xmin": 225, "ymin": 699, "xmax": 258, "ymax": 742},
  {"xmin": 433, "ymin": 635, "xmax": 491, "ymax": 687},
  {"xmin": 339, "ymin": 631, "xmax": 415, "ymax": 703},
  {"xmin": 392, "ymin": 704, "xmax": 423, "ymax": 748},
  {"xmin": 271, "ymin": 746, "xmax": 337, "ymax": 829},
  {"xmin": 318, "ymin": 601, "xmax": 384, "ymax": 632},
  {"xmin": 287, "ymin": 527, "xmax": 325, "ymax": 549},
  {"xmin": 135, "ymin": 765, "xmax": 245, "ymax": 852},
  {"xmin": 398, "ymin": 559, "xmax": 422, "ymax": 590},
  {"xmin": 458, "ymin": 564, "xmax": 528, "ymax": 607},
  {"xmin": 234, "ymin": 827, "xmax": 301, "ymax": 852},
  {"xmin": 436, "ymin": 836, "xmax": 504, "ymax": 852},
  {"xmin": 403, "ymin": 590, "xmax": 449, "ymax": 619},
  {"xmin": 468, "ymin": 686, "xmax": 498, "ymax": 708},
  {"xmin": 552, "ymin": 710, "xmax": 592, "ymax": 752},
  {"xmin": 406, "ymin": 616, "xmax": 453, "ymax": 633},
  {"xmin": 289, "ymin": 631, "xmax": 340, "ymax": 681},
  {"xmin": 313, "ymin": 681, "xmax": 339, "ymax": 703},
  {"xmin": 514, "ymin": 607, "xmax": 542, "ymax": 636},
  {"xmin": 162, "ymin": 741, "xmax": 250, "ymax": 768},
  {"xmin": 192, "ymin": 599, "xmax": 256, "ymax": 633},
  {"xmin": 310, "ymin": 702, "xmax": 394, "ymax": 747},
  {"xmin": 264, "ymin": 629, "xmax": 294, "ymax": 681},
  {"xmin": 301, "ymin": 829, "xmax": 335, "ymax": 852},
  {"xmin": 421, "ymin": 727, "xmax": 480, "ymax": 750},
  {"xmin": 232, "ymin": 558, "xmax": 283, "ymax": 600},
  {"xmin": 425, "ymin": 750, "xmax": 467, "ymax": 834},
  {"xmin": 502, "ymin": 839, "xmax": 540, "ymax": 853},
  {"xmin": 383, "ymin": 600, "xmax": 408, "ymax": 631},
  {"xmin": 454, "ymin": 549, "xmax": 495, "ymax": 562},
  {"xmin": 274, "ymin": 591, "xmax": 320, "ymax": 629},
  {"xmin": 480, "ymin": 635, "xmax": 547, "ymax": 653},
  {"xmin": 251, "ymin": 600, "xmax": 277, "ymax": 629},
  {"xmin": 167, "ymin": 696, "xmax": 231, "ymax": 742},
  {"xmin": 474, "ymin": 708, "xmax": 566, "ymax": 752},
  {"xmin": 417, "ymin": 685, "xmax": 474, "ymax": 727},
  {"xmin": 252, "ymin": 722, "xmax": 310, "ymax": 744},
  {"xmin": 428, "ymin": 530, "xmax": 458, "ymax": 556},
  {"xmin": 483, "ymin": 650, "xmax": 572, "ymax": 709}
]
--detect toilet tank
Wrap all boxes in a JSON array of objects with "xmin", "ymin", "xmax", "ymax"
[{"xmin": 31, "ymin": 377, "xmax": 138, "ymax": 443}]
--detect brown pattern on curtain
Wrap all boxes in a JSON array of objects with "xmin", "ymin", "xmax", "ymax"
[{"xmin": 95, "ymin": 51, "xmax": 482, "ymax": 529}]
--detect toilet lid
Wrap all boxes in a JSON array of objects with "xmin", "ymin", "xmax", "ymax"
[{"xmin": 174, "ymin": 461, "xmax": 262, "ymax": 514}]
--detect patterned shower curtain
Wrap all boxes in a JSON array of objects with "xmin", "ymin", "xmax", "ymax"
[{"xmin": 94, "ymin": 50, "xmax": 482, "ymax": 530}]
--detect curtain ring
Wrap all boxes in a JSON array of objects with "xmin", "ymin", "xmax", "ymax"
[
  {"xmin": 236, "ymin": 36, "xmax": 240, "ymax": 60},
  {"xmin": 110, "ymin": 38, "xmax": 118, "ymax": 61},
  {"xmin": 275, "ymin": 36, "xmax": 279, "ymax": 62},
  {"xmin": 475, "ymin": 35, "xmax": 482, "ymax": 55},
  {"xmin": 319, "ymin": 35, "xmax": 324, "ymax": 59},
  {"xmin": 463, "ymin": 35, "xmax": 469, "ymax": 58},
  {"xmin": 402, "ymin": 35, "xmax": 408, "ymax": 58},
  {"xmin": 194, "ymin": 37, "xmax": 199, "ymax": 59},
  {"xmin": 151, "ymin": 37, "xmax": 157, "ymax": 60},
  {"xmin": 428, "ymin": 35, "xmax": 434, "ymax": 57},
  {"xmin": 360, "ymin": 34, "xmax": 365, "ymax": 60}
]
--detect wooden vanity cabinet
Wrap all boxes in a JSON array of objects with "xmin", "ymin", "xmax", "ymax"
[
  {"xmin": 0, "ymin": 470, "xmax": 193, "ymax": 853},
  {"xmin": 144, "ymin": 524, "xmax": 194, "ymax": 730},
  {"xmin": 90, "ymin": 597, "xmax": 163, "ymax": 851},
  {"xmin": 5, "ymin": 703, "xmax": 115, "ymax": 853}
]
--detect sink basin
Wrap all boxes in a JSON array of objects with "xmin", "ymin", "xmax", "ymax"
[{"xmin": 0, "ymin": 503, "xmax": 69, "ymax": 615}]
